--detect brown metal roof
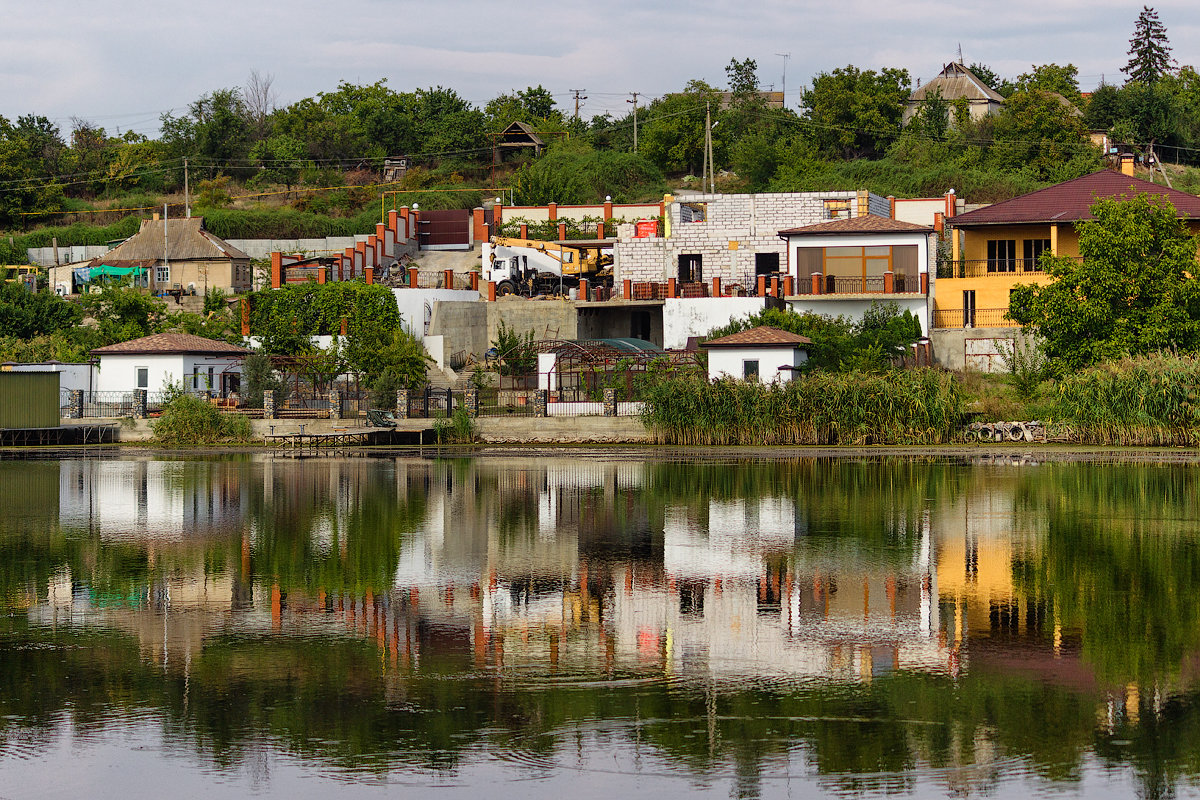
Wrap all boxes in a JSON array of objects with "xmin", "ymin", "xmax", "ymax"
[
  {"xmin": 703, "ymin": 327, "xmax": 813, "ymax": 348},
  {"xmin": 778, "ymin": 216, "xmax": 932, "ymax": 236},
  {"xmin": 91, "ymin": 333, "xmax": 250, "ymax": 357},
  {"xmin": 93, "ymin": 217, "xmax": 251, "ymax": 263},
  {"xmin": 947, "ymin": 170, "xmax": 1200, "ymax": 227},
  {"xmin": 909, "ymin": 62, "xmax": 1005, "ymax": 104}
]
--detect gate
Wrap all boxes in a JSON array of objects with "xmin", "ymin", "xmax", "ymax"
[
  {"xmin": 965, "ymin": 336, "xmax": 1014, "ymax": 373},
  {"xmin": 418, "ymin": 209, "xmax": 472, "ymax": 250}
]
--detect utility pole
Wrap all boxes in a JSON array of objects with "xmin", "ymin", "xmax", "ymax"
[
  {"xmin": 775, "ymin": 52, "xmax": 790, "ymax": 108},
  {"xmin": 627, "ymin": 92, "xmax": 640, "ymax": 151},
  {"xmin": 184, "ymin": 158, "xmax": 191, "ymax": 218},
  {"xmin": 162, "ymin": 203, "xmax": 169, "ymax": 291},
  {"xmin": 703, "ymin": 102, "xmax": 717, "ymax": 193},
  {"xmin": 571, "ymin": 89, "xmax": 588, "ymax": 120}
]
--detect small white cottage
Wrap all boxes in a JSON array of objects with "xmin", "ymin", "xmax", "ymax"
[
  {"xmin": 91, "ymin": 333, "xmax": 250, "ymax": 396},
  {"xmin": 703, "ymin": 327, "xmax": 811, "ymax": 383}
]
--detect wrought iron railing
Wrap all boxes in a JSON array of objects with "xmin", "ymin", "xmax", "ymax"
[{"xmin": 932, "ymin": 308, "xmax": 1018, "ymax": 329}]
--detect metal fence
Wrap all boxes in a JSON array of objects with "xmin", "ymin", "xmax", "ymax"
[{"xmin": 932, "ymin": 308, "xmax": 1018, "ymax": 329}]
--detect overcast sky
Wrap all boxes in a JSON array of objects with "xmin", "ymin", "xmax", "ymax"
[{"xmin": 1, "ymin": 0, "xmax": 1196, "ymax": 138}]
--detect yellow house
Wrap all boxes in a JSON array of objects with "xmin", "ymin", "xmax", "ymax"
[{"xmin": 937, "ymin": 170, "xmax": 1200, "ymax": 329}]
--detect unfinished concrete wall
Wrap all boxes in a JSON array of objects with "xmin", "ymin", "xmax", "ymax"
[
  {"xmin": 614, "ymin": 191, "xmax": 882, "ymax": 285},
  {"xmin": 576, "ymin": 304, "xmax": 664, "ymax": 346},
  {"xmin": 662, "ymin": 297, "xmax": 769, "ymax": 350},
  {"xmin": 931, "ymin": 327, "xmax": 1039, "ymax": 371},
  {"xmin": 428, "ymin": 301, "xmax": 489, "ymax": 359},
  {"xmin": 428, "ymin": 298, "xmax": 579, "ymax": 360}
]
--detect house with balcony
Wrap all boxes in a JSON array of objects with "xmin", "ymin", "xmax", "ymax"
[
  {"xmin": 778, "ymin": 215, "xmax": 935, "ymax": 333},
  {"xmin": 939, "ymin": 170, "xmax": 1200, "ymax": 331}
]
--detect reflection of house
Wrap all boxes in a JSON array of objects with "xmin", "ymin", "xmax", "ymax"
[
  {"xmin": 91, "ymin": 332, "xmax": 249, "ymax": 395},
  {"xmin": 904, "ymin": 62, "xmax": 1004, "ymax": 124},
  {"xmin": 91, "ymin": 216, "xmax": 252, "ymax": 295},
  {"xmin": 702, "ymin": 326, "xmax": 810, "ymax": 383},
  {"xmin": 778, "ymin": 215, "xmax": 934, "ymax": 332},
  {"xmin": 938, "ymin": 169, "xmax": 1200, "ymax": 331}
]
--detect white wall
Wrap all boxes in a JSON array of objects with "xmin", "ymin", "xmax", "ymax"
[
  {"xmin": 96, "ymin": 354, "xmax": 242, "ymax": 394},
  {"xmin": 392, "ymin": 288, "xmax": 480, "ymax": 340},
  {"xmin": 707, "ymin": 346, "xmax": 805, "ymax": 384},
  {"xmin": 663, "ymin": 297, "xmax": 768, "ymax": 350},
  {"xmin": 6, "ymin": 363, "xmax": 96, "ymax": 393},
  {"xmin": 787, "ymin": 296, "xmax": 931, "ymax": 335}
]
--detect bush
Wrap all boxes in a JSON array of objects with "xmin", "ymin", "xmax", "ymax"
[{"xmin": 152, "ymin": 394, "xmax": 253, "ymax": 445}]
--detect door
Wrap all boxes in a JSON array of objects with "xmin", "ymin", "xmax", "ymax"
[{"xmin": 963, "ymin": 290, "xmax": 977, "ymax": 328}]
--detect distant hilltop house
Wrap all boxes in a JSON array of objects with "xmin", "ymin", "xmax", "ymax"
[
  {"xmin": 904, "ymin": 62, "xmax": 1004, "ymax": 124},
  {"xmin": 82, "ymin": 216, "xmax": 252, "ymax": 297}
]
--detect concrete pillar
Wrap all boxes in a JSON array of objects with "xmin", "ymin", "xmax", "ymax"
[
  {"xmin": 69, "ymin": 389, "xmax": 83, "ymax": 419},
  {"xmin": 396, "ymin": 389, "xmax": 409, "ymax": 419},
  {"xmin": 884, "ymin": 270, "xmax": 894, "ymax": 293},
  {"xmin": 603, "ymin": 388, "xmax": 617, "ymax": 417},
  {"xmin": 811, "ymin": 272, "xmax": 823, "ymax": 295},
  {"xmin": 464, "ymin": 388, "xmax": 479, "ymax": 417},
  {"xmin": 534, "ymin": 390, "xmax": 548, "ymax": 417},
  {"xmin": 134, "ymin": 389, "xmax": 147, "ymax": 420},
  {"xmin": 263, "ymin": 389, "xmax": 276, "ymax": 420},
  {"xmin": 329, "ymin": 390, "xmax": 342, "ymax": 420}
]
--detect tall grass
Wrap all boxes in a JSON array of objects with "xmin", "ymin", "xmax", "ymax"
[
  {"xmin": 152, "ymin": 395, "xmax": 253, "ymax": 445},
  {"xmin": 1054, "ymin": 353, "xmax": 1200, "ymax": 446},
  {"xmin": 641, "ymin": 370, "xmax": 966, "ymax": 446}
]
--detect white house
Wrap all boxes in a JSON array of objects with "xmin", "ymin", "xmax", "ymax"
[
  {"xmin": 703, "ymin": 327, "xmax": 811, "ymax": 383},
  {"xmin": 777, "ymin": 215, "xmax": 934, "ymax": 333},
  {"xmin": 91, "ymin": 333, "xmax": 250, "ymax": 395}
]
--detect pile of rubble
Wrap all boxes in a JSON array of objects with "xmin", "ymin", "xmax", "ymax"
[{"xmin": 964, "ymin": 421, "xmax": 1045, "ymax": 442}]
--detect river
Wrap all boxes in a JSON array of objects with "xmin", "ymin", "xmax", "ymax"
[{"xmin": 0, "ymin": 450, "xmax": 1196, "ymax": 799}]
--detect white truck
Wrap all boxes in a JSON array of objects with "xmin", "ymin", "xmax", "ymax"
[{"xmin": 482, "ymin": 237, "xmax": 613, "ymax": 297}]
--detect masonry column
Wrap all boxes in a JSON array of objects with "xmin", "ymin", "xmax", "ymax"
[
  {"xmin": 69, "ymin": 389, "xmax": 83, "ymax": 419},
  {"xmin": 263, "ymin": 389, "xmax": 276, "ymax": 420},
  {"xmin": 603, "ymin": 388, "xmax": 617, "ymax": 417},
  {"xmin": 133, "ymin": 389, "xmax": 147, "ymax": 420},
  {"xmin": 534, "ymin": 390, "xmax": 548, "ymax": 418},
  {"xmin": 329, "ymin": 389, "xmax": 342, "ymax": 421},
  {"xmin": 396, "ymin": 389, "xmax": 409, "ymax": 419},
  {"xmin": 464, "ymin": 388, "xmax": 479, "ymax": 417}
]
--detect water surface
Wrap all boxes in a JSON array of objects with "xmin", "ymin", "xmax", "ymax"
[{"xmin": 2, "ymin": 452, "xmax": 1199, "ymax": 798}]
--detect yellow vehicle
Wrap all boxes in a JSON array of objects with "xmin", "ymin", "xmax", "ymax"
[{"xmin": 482, "ymin": 237, "xmax": 613, "ymax": 296}]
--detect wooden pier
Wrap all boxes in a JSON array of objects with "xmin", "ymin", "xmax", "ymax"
[{"xmin": 265, "ymin": 426, "xmax": 433, "ymax": 456}]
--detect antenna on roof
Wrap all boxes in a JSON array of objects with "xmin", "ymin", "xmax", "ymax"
[{"xmin": 957, "ymin": 43, "xmax": 963, "ymax": 63}]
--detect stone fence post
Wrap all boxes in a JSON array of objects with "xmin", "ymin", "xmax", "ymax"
[
  {"xmin": 464, "ymin": 388, "xmax": 479, "ymax": 417},
  {"xmin": 69, "ymin": 389, "xmax": 83, "ymax": 419},
  {"xmin": 603, "ymin": 388, "xmax": 617, "ymax": 417},
  {"xmin": 133, "ymin": 389, "xmax": 147, "ymax": 420},
  {"xmin": 396, "ymin": 389, "xmax": 409, "ymax": 419},
  {"xmin": 263, "ymin": 390, "xmax": 276, "ymax": 420},
  {"xmin": 329, "ymin": 389, "xmax": 342, "ymax": 420},
  {"xmin": 534, "ymin": 390, "xmax": 548, "ymax": 418}
]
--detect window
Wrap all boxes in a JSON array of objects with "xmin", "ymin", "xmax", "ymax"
[
  {"xmin": 755, "ymin": 252, "xmax": 780, "ymax": 276},
  {"xmin": 1023, "ymin": 238, "xmax": 1051, "ymax": 270},
  {"xmin": 678, "ymin": 254, "xmax": 702, "ymax": 283},
  {"xmin": 679, "ymin": 202, "xmax": 707, "ymax": 223},
  {"xmin": 631, "ymin": 310, "xmax": 652, "ymax": 342},
  {"xmin": 156, "ymin": 264, "xmax": 170, "ymax": 284},
  {"xmin": 207, "ymin": 367, "xmax": 215, "ymax": 390},
  {"xmin": 136, "ymin": 368, "xmax": 148, "ymax": 389},
  {"xmin": 987, "ymin": 240, "xmax": 1017, "ymax": 272},
  {"xmin": 823, "ymin": 199, "xmax": 851, "ymax": 219},
  {"xmin": 743, "ymin": 359, "xmax": 759, "ymax": 381}
]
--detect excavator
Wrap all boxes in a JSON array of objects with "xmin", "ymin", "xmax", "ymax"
[{"xmin": 482, "ymin": 237, "xmax": 613, "ymax": 297}]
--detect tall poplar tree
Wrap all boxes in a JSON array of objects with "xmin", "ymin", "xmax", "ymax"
[{"xmin": 1123, "ymin": 6, "xmax": 1174, "ymax": 84}]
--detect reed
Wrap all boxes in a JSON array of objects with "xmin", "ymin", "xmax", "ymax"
[
  {"xmin": 641, "ymin": 369, "xmax": 965, "ymax": 446},
  {"xmin": 1054, "ymin": 353, "xmax": 1200, "ymax": 446}
]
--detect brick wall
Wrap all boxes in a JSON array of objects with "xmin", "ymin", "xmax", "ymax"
[{"xmin": 614, "ymin": 191, "xmax": 884, "ymax": 285}]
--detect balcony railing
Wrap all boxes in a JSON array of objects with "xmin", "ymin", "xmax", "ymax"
[
  {"xmin": 936, "ymin": 257, "xmax": 1078, "ymax": 279},
  {"xmin": 932, "ymin": 308, "xmax": 1019, "ymax": 329},
  {"xmin": 792, "ymin": 274, "xmax": 922, "ymax": 295}
]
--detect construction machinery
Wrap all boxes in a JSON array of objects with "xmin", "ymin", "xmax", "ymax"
[{"xmin": 482, "ymin": 237, "xmax": 613, "ymax": 297}]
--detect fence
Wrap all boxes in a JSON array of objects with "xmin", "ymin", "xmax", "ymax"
[
  {"xmin": 936, "ymin": 258, "xmax": 1072, "ymax": 279},
  {"xmin": 932, "ymin": 308, "xmax": 1018, "ymax": 329}
]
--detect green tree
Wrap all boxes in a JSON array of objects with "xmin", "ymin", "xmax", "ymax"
[
  {"xmin": 1014, "ymin": 63, "xmax": 1083, "ymax": 106},
  {"xmin": 725, "ymin": 58, "xmax": 759, "ymax": 96},
  {"xmin": 0, "ymin": 283, "xmax": 81, "ymax": 338},
  {"xmin": 801, "ymin": 66, "xmax": 910, "ymax": 159},
  {"xmin": 988, "ymin": 89, "xmax": 1098, "ymax": 180},
  {"xmin": 1123, "ymin": 6, "xmax": 1174, "ymax": 85},
  {"xmin": 1009, "ymin": 194, "xmax": 1200, "ymax": 369},
  {"xmin": 80, "ymin": 284, "xmax": 168, "ymax": 344},
  {"xmin": 248, "ymin": 133, "xmax": 307, "ymax": 194},
  {"xmin": 637, "ymin": 80, "xmax": 722, "ymax": 175}
]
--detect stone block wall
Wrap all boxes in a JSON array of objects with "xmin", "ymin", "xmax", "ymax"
[{"xmin": 614, "ymin": 191, "xmax": 884, "ymax": 285}]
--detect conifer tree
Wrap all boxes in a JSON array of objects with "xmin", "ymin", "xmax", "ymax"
[{"xmin": 1123, "ymin": 6, "xmax": 1174, "ymax": 84}]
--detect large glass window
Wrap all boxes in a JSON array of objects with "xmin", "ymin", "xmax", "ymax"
[
  {"xmin": 1023, "ymin": 238, "xmax": 1051, "ymax": 270},
  {"xmin": 987, "ymin": 240, "xmax": 1017, "ymax": 272}
]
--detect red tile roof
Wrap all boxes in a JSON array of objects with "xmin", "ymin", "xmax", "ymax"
[
  {"xmin": 91, "ymin": 333, "xmax": 250, "ymax": 357},
  {"xmin": 948, "ymin": 170, "xmax": 1200, "ymax": 227},
  {"xmin": 779, "ymin": 216, "xmax": 931, "ymax": 236},
  {"xmin": 703, "ymin": 327, "xmax": 813, "ymax": 348}
]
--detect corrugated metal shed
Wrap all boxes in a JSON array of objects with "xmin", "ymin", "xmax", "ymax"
[{"xmin": 0, "ymin": 372, "xmax": 60, "ymax": 429}]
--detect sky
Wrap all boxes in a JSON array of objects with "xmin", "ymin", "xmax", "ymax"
[{"xmin": 1, "ymin": 0, "xmax": 1197, "ymax": 138}]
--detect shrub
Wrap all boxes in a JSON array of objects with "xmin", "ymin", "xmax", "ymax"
[{"xmin": 152, "ymin": 394, "xmax": 253, "ymax": 445}]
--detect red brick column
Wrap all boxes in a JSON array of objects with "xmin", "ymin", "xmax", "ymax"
[
  {"xmin": 920, "ymin": 273, "xmax": 929, "ymax": 294},
  {"xmin": 622, "ymin": 278, "xmax": 632, "ymax": 299},
  {"xmin": 519, "ymin": 223, "xmax": 528, "ymax": 239},
  {"xmin": 783, "ymin": 276, "xmax": 794, "ymax": 296},
  {"xmin": 811, "ymin": 273, "xmax": 822, "ymax": 295},
  {"xmin": 270, "ymin": 252, "xmax": 282, "ymax": 288},
  {"xmin": 548, "ymin": 202, "xmax": 557, "ymax": 221},
  {"xmin": 470, "ymin": 272, "xmax": 480, "ymax": 291},
  {"xmin": 557, "ymin": 221, "xmax": 567, "ymax": 240},
  {"xmin": 365, "ymin": 267, "xmax": 374, "ymax": 285},
  {"xmin": 408, "ymin": 266, "xmax": 419, "ymax": 288},
  {"xmin": 667, "ymin": 278, "xmax": 677, "ymax": 298},
  {"xmin": 486, "ymin": 281, "xmax": 496, "ymax": 302},
  {"xmin": 757, "ymin": 276, "xmax": 767, "ymax": 296},
  {"xmin": 770, "ymin": 277, "xmax": 779, "ymax": 297},
  {"xmin": 578, "ymin": 278, "xmax": 589, "ymax": 301},
  {"xmin": 240, "ymin": 298, "xmax": 250, "ymax": 336},
  {"xmin": 444, "ymin": 269, "xmax": 455, "ymax": 289}
]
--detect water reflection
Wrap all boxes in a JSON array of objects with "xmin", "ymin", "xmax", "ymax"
[{"xmin": 3, "ymin": 454, "xmax": 1200, "ymax": 798}]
